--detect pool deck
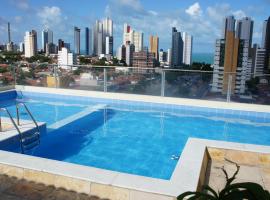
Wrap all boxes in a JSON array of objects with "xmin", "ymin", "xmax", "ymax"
[{"xmin": 206, "ymin": 148, "xmax": 270, "ymax": 192}]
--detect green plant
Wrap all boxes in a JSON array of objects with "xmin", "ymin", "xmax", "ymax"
[{"xmin": 178, "ymin": 163, "xmax": 270, "ymax": 200}]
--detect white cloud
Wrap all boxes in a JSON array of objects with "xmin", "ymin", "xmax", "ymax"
[
  {"xmin": 233, "ymin": 10, "xmax": 246, "ymax": 19},
  {"xmin": 185, "ymin": 2, "xmax": 202, "ymax": 17},
  {"xmin": 37, "ymin": 6, "xmax": 62, "ymax": 28},
  {"xmin": 14, "ymin": 16, "xmax": 22, "ymax": 23}
]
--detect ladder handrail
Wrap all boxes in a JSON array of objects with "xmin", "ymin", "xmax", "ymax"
[
  {"xmin": 0, "ymin": 107, "xmax": 24, "ymax": 152},
  {"xmin": 16, "ymin": 102, "xmax": 40, "ymax": 134}
]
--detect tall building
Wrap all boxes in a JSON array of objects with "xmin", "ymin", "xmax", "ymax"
[
  {"xmin": 58, "ymin": 47, "xmax": 75, "ymax": 69},
  {"xmin": 105, "ymin": 36, "xmax": 113, "ymax": 55},
  {"xmin": 122, "ymin": 24, "xmax": 143, "ymax": 52},
  {"xmin": 171, "ymin": 27, "xmax": 183, "ymax": 67},
  {"xmin": 133, "ymin": 32, "xmax": 143, "ymax": 52},
  {"xmin": 167, "ymin": 48, "xmax": 172, "ymax": 66},
  {"xmin": 58, "ymin": 39, "xmax": 64, "ymax": 51},
  {"xmin": 182, "ymin": 32, "xmax": 193, "ymax": 65},
  {"xmin": 117, "ymin": 45, "xmax": 126, "ymax": 61},
  {"xmin": 236, "ymin": 17, "xmax": 254, "ymax": 49},
  {"xmin": 6, "ymin": 22, "xmax": 13, "ymax": 52},
  {"xmin": 133, "ymin": 50, "xmax": 155, "ymax": 70},
  {"xmin": 125, "ymin": 42, "xmax": 135, "ymax": 66},
  {"xmin": 250, "ymin": 44, "xmax": 266, "ymax": 77},
  {"xmin": 85, "ymin": 27, "xmax": 90, "ymax": 55},
  {"xmin": 149, "ymin": 35, "xmax": 159, "ymax": 60},
  {"xmin": 19, "ymin": 42, "xmax": 24, "ymax": 53},
  {"xmin": 103, "ymin": 17, "xmax": 113, "ymax": 37},
  {"xmin": 212, "ymin": 16, "xmax": 251, "ymax": 94},
  {"xmin": 223, "ymin": 16, "xmax": 236, "ymax": 38},
  {"xmin": 93, "ymin": 20, "xmax": 103, "ymax": 56},
  {"xmin": 42, "ymin": 28, "xmax": 53, "ymax": 52},
  {"xmin": 262, "ymin": 17, "xmax": 270, "ymax": 70},
  {"xmin": 74, "ymin": 27, "xmax": 80, "ymax": 55},
  {"xmin": 24, "ymin": 30, "xmax": 37, "ymax": 58}
]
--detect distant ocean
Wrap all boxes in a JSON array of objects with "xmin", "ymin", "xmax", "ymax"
[{"xmin": 192, "ymin": 53, "xmax": 214, "ymax": 64}]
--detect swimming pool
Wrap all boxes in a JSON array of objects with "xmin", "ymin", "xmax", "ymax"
[{"xmin": 0, "ymin": 90, "xmax": 270, "ymax": 180}]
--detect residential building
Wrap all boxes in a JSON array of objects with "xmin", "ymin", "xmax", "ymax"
[
  {"xmin": 85, "ymin": 27, "xmax": 90, "ymax": 55},
  {"xmin": 149, "ymin": 35, "xmax": 159, "ymax": 60},
  {"xmin": 159, "ymin": 49, "xmax": 167, "ymax": 67},
  {"xmin": 24, "ymin": 30, "xmax": 37, "ymax": 58},
  {"xmin": 74, "ymin": 27, "xmax": 80, "ymax": 55},
  {"xmin": 182, "ymin": 32, "xmax": 193, "ymax": 65},
  {"xmin": 223, "ymin": 15, "xmax": 235, "ymax": 38},
  {"xmin": 262, "ymin": 17, "xmax": 270, "ymax": 70},
  {"xmin": 212, "ymin": 16, "xmax": 251, "ymax": 94},
  {"xmin": 105, "ymin": 36, "xmax": 113, "ymax": 55},
  {"xmin": 117, "ymin": 45, "xmax": 126, "ymax": 61},
  {"xmin": 19, "ymin": 42, "xmax": 24, "ymax": 53},
  {"xmin": 133, "ymin": 32, "xmax": 143, "ymax": 52},
  {"xmin": 250, "ymin": 45, "xmax": 266, "ymax": 77},
  {"xmin": 122, "ymin": 24, "xmax": 143, "ymax": 52},
  {"xmin": 7, "ymin": 22, "xmax": 13, "ymax": 52},
  {"xmin": 103, "ymin": 18, "xmax": 113, "ymax": 55},
  {"xmin": 171, "ymin": 27, "xmax": 183, "ymax": 67},
  {"xmin": 167, "ymin": 48, "xmax": 172, "ymax": 66},
  {"xmin": 42, "ymin": 28, "xmax": 53, "ymax": 52},
  {"xmin": 236, "ymin": 17, "xmax": 254, "ymax": 49},
  {"xmin": 93, "ymin": 20, "xmax": 103, "ymax": 56},
  {"xmin": 58, "ymin": 47, "xmax": 75, "ymax": 69},
  {"xmin": 58, "ymin": 39, "xmax": 64, "ymax": 51},
  {"xmin": 133, "ymin": 50, "xmax": 155, "ymax": 70},
  {"xmin": 125, "ymin": 42, "xmax": 135, "ymax": 66}
]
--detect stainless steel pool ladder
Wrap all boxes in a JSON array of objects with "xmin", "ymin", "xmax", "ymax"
[{"xmin": 0, "ymin": 103, "xmax": 40, "ymax": 153}]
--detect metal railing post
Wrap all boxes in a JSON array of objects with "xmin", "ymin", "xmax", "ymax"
[
  {"xmin": 0, "ymin": 114, "xmax": 2, "ymax": 132},
  {"xmin": 104, "ymin": 68, "xmax": 107, "ymax": 92},
  {"xmin": 54, "ymin": 65, "xmax": 58, "ymax": 88},
  {"xmin": 161, "ymin": 70, "xmax": 165, "ymax": 97},
  {"xmin": 227, "ymin": 74, "xmax": 232, "ymax": 103}
]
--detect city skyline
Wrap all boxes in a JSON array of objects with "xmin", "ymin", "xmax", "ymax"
[{"xmin": 0, "ymin": 0, "xmax": 269, "ymax": 53}]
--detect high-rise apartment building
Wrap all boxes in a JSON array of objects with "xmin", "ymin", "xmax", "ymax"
[
  {"xmin": 149, "ymin": 35, "xmax": 159, "ymax": 60},
  {"xmin": 117, "ymin": 45, "xmax": 126, "ymax": 61},
  {"xmin": 105, "ymin": 36, "xmax": 113, "ymax": 55},
  {"xmin": 19, "ymin": 42, "xmax": 24, "ymax": 53},
  {"xmin": 182, "ymin": 32, "xmax": 193, "ymax": 65},
  {"xmin": 212, "ymin": 16, "xmax": 251, "ymax": 94},
  {"xmin": 74, "ymin": 27, "xmax": 80, "ymax": 55},
  {"xmin": 250, "ymin": 45, "xmax": 266, "ymax": 76},
  {"xmin": 85, "ymin": 27, "xmax": 90, "ymax": 55},
  {"xmin": 125, "ymin": 42, "xmax": 135, "ymax": 66},
  {"xmin": 171, "ymin": 27, "xmax": 183, "ymax": 67},
  {"xmin": 58, "ymin": 39, "xmax": 65, "ymax": 51},
  {"xmin": 133, "ymin": 50, "xmax": 155, "ymax": 70},
  {"xmin": 122, "ymin": 24, "xmax": 143, "ymax": 52},
  {"xmin": 103, "ymin": 18, "xmax": 113, "ymax": 55},
  {"xmin": 262, "ymin": 17, "xmax": 270, "ymax": 70},
  {"xmin": 24, "ymin": 30, "xmax": 37, "ymax": 58},
  {"xmin": 93, "ymin": 20, "xmax": 103, "ymax": 56},
  {"xmin": 222, "ymin": 16, "xmax": 236, "ymax": 38},
  {"xmin": 236, "ymin": 17, "xmax": 254, "ymax": 49},
  {"xmin": 42, "ymin": 28, "xmax": 53, "ymax": 52},
  {"xmin": 6, "ymin": 22, "xmax": 14, "ymax": 52},
  {"xmin": 58, "ymin": 47, "xmax": 75, "ymax": 69}
]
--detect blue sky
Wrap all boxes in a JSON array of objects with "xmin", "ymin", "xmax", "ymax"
[{"xmin": 0, "ymin": 0, "xmax": 269, "ymax": 53}]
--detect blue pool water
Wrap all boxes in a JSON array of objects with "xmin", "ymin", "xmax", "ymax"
[{"xmin": 0, "ymin": 91, "xmax": 270, "ymax": 179}]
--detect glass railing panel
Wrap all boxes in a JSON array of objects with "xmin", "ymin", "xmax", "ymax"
[
  {"xmin": 0, "ymin": 64, "xmax": 15, "ymax": 91},
  {"xmin": 56, "ymin": 65, "xmax": 104, "ymax": 91},
  {"xmin": 106, "ymin": 67, "xmax": 162, "ymax": 96}
]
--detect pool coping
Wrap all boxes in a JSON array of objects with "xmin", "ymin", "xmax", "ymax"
[
  {"xmin": 0, "ymin": 86, "xmax": 269, "ymax": 198},
  {"xmin": 15, "ymin": 85, "xmax": 270, "ymax": 113}
]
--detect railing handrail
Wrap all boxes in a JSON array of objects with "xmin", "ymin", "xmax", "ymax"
[
  {"xmin": 16, "ymin": 102, "xmax": 40, "ymax": 133},
  {"xmin": 4, "ymin": 62, "xmax": 270, "ymax": 76}
]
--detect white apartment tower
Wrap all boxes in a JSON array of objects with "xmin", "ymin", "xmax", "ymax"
[
  {"xmin": 122, "ymin": 23, "xmax": 143, "ymax": 52},
  {"xmin": 58, "ymin": 47, "xmax": 74, "ymax": 69},
  {"xmin": 182, "ymin": 32, "xmax": 193, "ymax": 65},
  {"xmin": 24, "ymin": 30, "xmax": 37, "ymax": 58}
]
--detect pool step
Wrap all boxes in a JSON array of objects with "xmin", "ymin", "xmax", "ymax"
[
  {"xmin": 22, "ymin": 138, "xmax": 40, "ymax": 151},
  {"xmin": 22, "ymin": 132, "xmax": 40, "ymax": 145}
]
